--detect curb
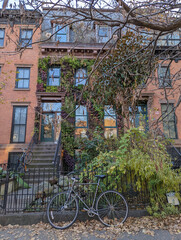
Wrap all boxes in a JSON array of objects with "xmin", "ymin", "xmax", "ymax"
[{"xmin": 0, "ymin": 210, "xmax": 149, "ymax": 226}]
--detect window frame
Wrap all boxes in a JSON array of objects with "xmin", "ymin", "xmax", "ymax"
[
  {"xmin": 130, "ymin": 103, "xmax": 149, "ymax": 131},
  {"xmin": 55, "ymin": 24, "xmax": 68, "ymax": 42},
  {"xmin": 47, "ymin": 67, "xmax": 61, "ymax": 86},
  {"xmin": 158, "ymin": 65, "xmax": 171, "ymax": 88},
  {"xmin": 19, "ymin": 29, "xmax": 33, "ymax": 48},
  {"xmin": 104, "ymin": 105, "xmax": 118, "ymax": 138},
  {"xmin": 8, "ymin": 152, "xmax": 22, "ymax": 170},
  {"xmin": 0, "ymin": 28, "xmax": 5, "ymax": 47},
  {"xmin": 97, "ymin": 25, "xmax": 111, "ymax": 43},
  {"xmin": 161, "ymin": 103, "xmax": 178, "ymax": 139},
  {"xmin": 157, "ymin": 32, "xmax": 180, "ymax": 46},
  {"xmin": 75, "ymin": 105, "xmax": 88, "ymax": 137},
  {"xmin": 15, "ymin": 67, "xmax": 30, "ymax": 89},
  {"xmin": 75, "ymin": 68, "xmax": 87, "ymax": 86},
  {"xmin": 11, "ymin": 106, "xmax": 28, "ymax": 143}
]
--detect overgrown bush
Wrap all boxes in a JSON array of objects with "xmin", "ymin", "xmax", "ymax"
[{"xmin": 84, "ymin": 128, "xmax": 181, "ymax": 216}]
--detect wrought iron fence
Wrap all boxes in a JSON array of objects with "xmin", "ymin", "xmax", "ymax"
[{"xmin": 0, "ymin": 167, "xmax": 150, "ymax": 214}]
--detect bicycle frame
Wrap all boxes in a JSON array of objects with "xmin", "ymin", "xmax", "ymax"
[{"xmin": 67, "ymin": 178, "xmax": 105, "ymax": 215}]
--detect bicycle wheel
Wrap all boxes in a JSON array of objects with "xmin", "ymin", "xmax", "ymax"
[
  {"xmin": 24, "ymin": 151, "xmax": 33, "ymax": 165},
  {"xmin": 47, "ymin": 191, "xmax": 79, "ymax": 229},
  {"xmin": 96, "ymin": 190, "xmax": 128, "ymax": 227}
]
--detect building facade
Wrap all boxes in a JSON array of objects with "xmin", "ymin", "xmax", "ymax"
[
  {"xmin": 0, "ymin": 7, "xmax": 181, "ymax": 169},
  {"xmin": 0, "ymin": 9, "xmax": 41, "ymax": 165}
]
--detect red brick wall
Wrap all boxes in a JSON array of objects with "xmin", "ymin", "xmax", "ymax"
[{"xmin": 0, "ymin": 23, "xmax": 41, "ymax": 164}]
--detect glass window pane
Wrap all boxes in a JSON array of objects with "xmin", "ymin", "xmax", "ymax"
[
  {"xmin": 18, "ymin": 69, "xmax": 23, "ymax": 78},
  {"xmin": 17, "ymin": 80, "xmax": 24, "ymax": 88},
  {"xmin": 20, "ymin": 108, "xmax": 27, "ymax": 124},
  {"xmin": 75, "ymin": 116, "xmax": 87, "ymax": 127},
  {"xmin": 75, "ymin": 68, "xmax": 87, "ymax": 86},
  {"xmin": 42, "ymin": 102, "xmax": 61, "ymax": 112},
  {"xmin": 104, "ymin": 106, "xmax": 116, "ymax": 116},
  {"xmin": 24, "ymin": 69, "xmax": 30, "ymax": 78},
  {"xmin": 56, "ymin": 25, "xmax": 67, "ymax": 34},
  {"xmin": 19, "ymin": 126, "xmax": 26, "ymax": 142},
  {"xmin": 49, "ymin": 77, "xmax": 60, "ymax": 86},
  {"xmin": 76, "ymin": 106, "xmax": 87, "ymax": 115},
  {"xmin": 23, "ymin": 80, "xmax": 29, "ymax": 88},
  {"xmin": 0, "ymin": 39, "xmax": 4, "ymax": 46},
  {"xmin": 14, "ymin": 108, "xmax": 21, "ymax": 124},
  {"xmin": 56, "ymin": 34, "xmax": 67, "ymax": 42},
  {"xmin": 49, "ymin": 68, "xmax": 60, "ymax": 77},
  {"xmin": 104, "ymin": 116, "xmax": 116, "ymax": 127},
  {"xmin": 13, "ymin": 126, "xmax": 19, "ymax": 142},
  {"xmin": 21, "ymin": 30, "xmax": 27, "ymax": 38},
  {"xmin": 0, "ymin": 29, "xmax": 4, "ymax": 38},
  {"xmin": 26, "ymin": 30, "xmax": 33, "ymax": 38},
  {"xmin": 99, "ymin": 27, "xmax": 108, "ymax": 37},
  {"xmin": 169, "ymin": 122, "xmax": 177, "ymax": 139},
  {"xmin": 161, "ymin": 104, "xmax": 177, "ymax": 138}
]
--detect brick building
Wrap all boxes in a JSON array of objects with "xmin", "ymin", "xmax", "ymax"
[
  {"xmin": 0, "ymin": 9, "xmax": 41, "ymax": 165},
  {"xmin": 0, "ymin": 7, "xmax": 181, "ymax": 169}
]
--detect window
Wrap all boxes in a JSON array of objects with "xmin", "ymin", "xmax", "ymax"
[
  {"xmin": 157, "ymin": 32, "xmax": 180, "ymax": 46},
  {"xmin": 42, "ymin": 102, "xmax": 61, "ymax": 112},
  {"xmin": 104, "ymin": 106, "xmax": 117, "ymax": 138},
  {"xmin": 161, "ymin": 104, "xmax": 177, "ymax": 139},
  {"xmin": 15, "ymin": 68, "xmax": 30, "ymax": 89},
  {"xmin": 8, "ymin": 152, "xmax": 22, "ymax": 170},
  {"xmin": 130, "ymin": 103, "xmax": 149, "ymax": 131},
  {"xmin": 48, "ymin": 67, "xmax": 61, "ymax": 86},
  {"xmin": 75, "ymin": 68, "xmax": 87, "ymax": 86},
  {"xmin": 75, "ymin": 105, "xmax": 88, "ymax": 137},
  {"xmin": 20, "ymin": 29, "xmax": 33, "ymax": 47},
  {"xmin": 55, "ymin": 25, "xmax": 67, "ymax": 42},
  {"xmin": 11, "ymin": 106, "xmax": 28, "ymax": 143},
  {"xmin": 98, "ymin": 26, "xmax": 109, "ymax": 43},
  {"xmin": 0, "ymin": 29, "xmax": 5, "ymax": 47},
  {"xmin": 158, "ymin": 66, "xmax": 171, "ymax": 87}
]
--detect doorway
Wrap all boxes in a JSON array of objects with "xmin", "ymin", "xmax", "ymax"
[{"xmin": 41, "ymin": 102, "xmax": 61, "ymax": 142}]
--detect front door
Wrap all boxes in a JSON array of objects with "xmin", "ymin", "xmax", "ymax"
[{"xmin": 41, "ymin": 113, "xmax": 55, "ymax": 142}]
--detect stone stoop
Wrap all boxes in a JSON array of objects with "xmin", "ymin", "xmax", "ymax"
[{"xmin": 24, "ymin": 142, "xmax": 58, "ymax": 183}]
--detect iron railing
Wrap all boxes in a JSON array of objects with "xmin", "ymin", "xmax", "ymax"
[
  {"xmin": 53, "ymin": 131, "xmax": 62, "ymax": 173},
  {"xmin": 0, "ymin": 167, "xmax": 150, "ymax": 214},
  {"xmin": 156, "ymin": 128, "xmax": 181, "ymax": 168}
]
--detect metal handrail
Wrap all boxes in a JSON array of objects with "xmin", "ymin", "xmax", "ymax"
[
  {"xmin": 156, "ymin": 128, "xmax": 181, "ymax": 156},
  {"xmin": 27, "ymin": 132, "xmax": 38, "ymax": 153},
  {"xmin": 53, "ymin": 130, "xmax": 62, "ymax": 172}
]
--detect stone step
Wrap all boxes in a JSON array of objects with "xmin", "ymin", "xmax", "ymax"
[
  {"xmin": 30, "ymin": 159, "xmax": 53, "ymax": 163},
  {"xmin": 28, "ymin": 163, "xmax": 54, "ymax": 168}
]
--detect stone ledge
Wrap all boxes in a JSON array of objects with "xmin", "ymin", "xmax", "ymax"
[{"xmin": 0, "ymin": 210, "xmax": 149, "ymax": 226}]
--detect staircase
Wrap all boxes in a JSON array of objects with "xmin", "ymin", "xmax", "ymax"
[{"xmin": 24, "ymin": 142, "xmax": 58, "ymax": 183}]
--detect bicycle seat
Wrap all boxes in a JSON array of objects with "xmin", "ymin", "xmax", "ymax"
[
  {"xmin": 95, "ymin": 175, "xmax": 106, "ymax": 179},
  {"xmin": 71, "ymin": 177, "xmax": 80, "ymax": 181}
]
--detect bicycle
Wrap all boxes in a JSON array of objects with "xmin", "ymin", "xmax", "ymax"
[
  {"xmin": 17, "ymin": 148, "xmax": 33, "ymax": 173},
  {"xmin": 47, "ymin": 173, "xmax": 129, "ymax": 229}
]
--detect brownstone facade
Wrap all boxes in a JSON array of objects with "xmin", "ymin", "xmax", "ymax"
[{"xmin": 0, "ymin": 8, "xmax": 181, "ymax": 167}]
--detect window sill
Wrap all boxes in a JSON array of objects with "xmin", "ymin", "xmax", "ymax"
[
  {"xmin": 17, "ymin": 46, "xmax": 33, "ymax": 50},
  {"xmin": 0, "ymin": 46, "xmax": 4, "ymax": 49},
  {"xmin": 14, "ymin": 88, "xmax": 30, "ymax": 91}
]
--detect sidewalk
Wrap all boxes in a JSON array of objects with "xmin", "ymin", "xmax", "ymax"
[{"xmin": 0, "ymin": 216, "xmax": 181, "ymax": 240}]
